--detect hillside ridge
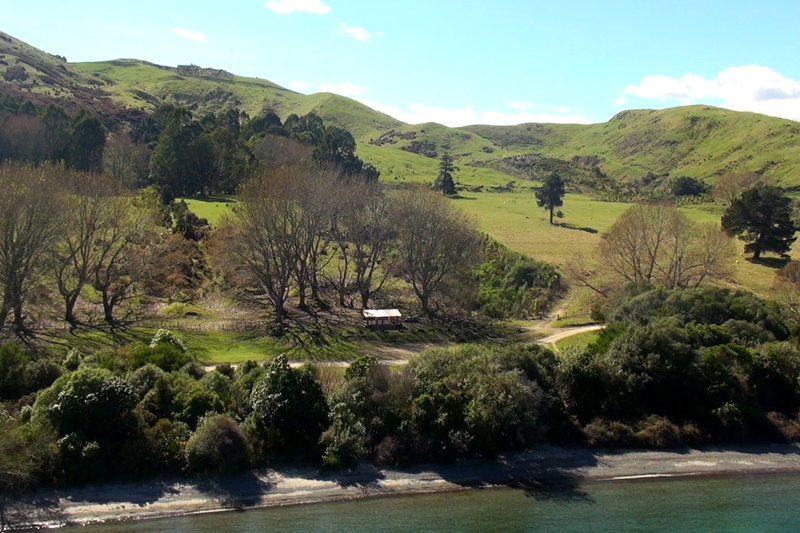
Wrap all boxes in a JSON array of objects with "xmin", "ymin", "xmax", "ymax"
[{"xmin": 3, "ymin": 29, "xmax": 800, "ymax": 186}]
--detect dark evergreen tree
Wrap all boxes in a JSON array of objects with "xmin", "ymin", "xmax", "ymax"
[
  {"xmin": 433, "ymin": 152, "xmax": 457, "ymax": 196},
  {"xmin": 68, "ymin": 110, "xmax": 106, "ymax": 172},
  {"xmin": 40, "ymin": 103, "xmax": 70, "ymax": 162},
  {"xmin": 535, "ymin": 172, "xmax": 566, "ymax": 225},
  {"xmin": 721, "ymin": 183, "xmax": 796, "ymax": 260},
  {"xmin": 148, "ymin": 109, "xmax": 212, "ymax": 196}
]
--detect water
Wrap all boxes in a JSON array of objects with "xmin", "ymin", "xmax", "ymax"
[{"xmin": 72, "ymin": 473, "xmax": 800, "ymax": 532}]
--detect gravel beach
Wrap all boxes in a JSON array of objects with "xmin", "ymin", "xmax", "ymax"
[{"xmin": 7, "ymin": 443, "xmax": 800, "ymax": 530}]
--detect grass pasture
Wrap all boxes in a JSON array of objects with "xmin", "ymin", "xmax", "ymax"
[
  {"xmin": 456, "ymin": 191, "xmax": 787, "ymax": 299},
  {"xmin": 181, "ymin": 197, "xmax": 235, "ymax": 226}
]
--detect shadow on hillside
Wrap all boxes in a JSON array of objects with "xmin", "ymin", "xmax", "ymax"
[
  {"xmin": 556, "ymin": 223, "xmax": 598, "ymax": 234},
  {"xmin": 747, "ymin": 256, "xmax": 790, "ymax": 269}
]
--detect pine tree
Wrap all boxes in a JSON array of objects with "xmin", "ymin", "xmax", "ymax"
[
  {"xmin": 433, "ymin": 152, "xmax": 457, "ymax": 196},
  {"xmin": 721, "ymin": 183, "xmax": 796, "ymax": 260}
]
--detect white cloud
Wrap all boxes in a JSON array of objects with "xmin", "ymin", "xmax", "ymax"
[
  {"xmin": 622, "ymin": 65, "xmax": 800, "ymax": 120},
  {"xmin": 171, "ymin": 27, "xmax": 206, "ymax": 43},
  {"xmin": 265, "ymin": 0, "xmax": 330, "ymax": 14},
  {"xmin": 319, "ymin": 81, "xmax": 368, "ymax": 96},
  {"xmin": 341, "ymin": 25, "xmax": 371, "ymax": 41},
  {"xmin": 290, "ymin": 80, "xmax": 307, "ymax": 90}
]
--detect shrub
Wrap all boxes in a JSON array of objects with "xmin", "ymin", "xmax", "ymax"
[
  {"xmin": 185, "ymin": 414, "xmax": 249, "ymax": 474},
  {"xmin": 23, "ymin": 359, "xmax": 63, "ymax": 393},
  {"xmin": 246, "ymin": 355, "xmax": 328, "ymax": 462},
  {"xmin": 583, "ymin": 418, "xmax": 636, "ymax": 447},
  {"xmin": 150, "ymin": 329, "xmax": 187, "ymax": 352},
  {"xmin": 127, "ymin": 364, "xmax": 165, "ymax": 400},
  {"xmin": 0, "ymin": 343, "xmax": 29, "ymax": 399},
  {"xmin": 679, "ymin": 423, "xmax": 705, "ymax": 446},
  {"xmin": 130, "ymin": 343, "xmax": 193, "ymax": 372},
  {"xmin": 636, "ymin": 415, "xmax": 683, "ymax": 448}
]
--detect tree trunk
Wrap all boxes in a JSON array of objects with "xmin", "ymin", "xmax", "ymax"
[
  {"xmin": 0, "ymin": 305, "xmax": 8, "ymax": 336},
  {"xmin": 12, "ymin": 304, "xmax": 26, "ymax": 334},
  {"xmin": 102, "ymin": 292, "xmax": 115, "ymax": 324},
  {"xmin": 549, "ymin": 206, "xmax": 554, "ymax": 225},
  {"xmin": 64, "ymin": 292, "xmax": 80, "ymax": 326}
]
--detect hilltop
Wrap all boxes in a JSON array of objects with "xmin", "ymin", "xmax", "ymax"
[{"xmin": 2, "ymin": 30, "xmax": 800, "ymax": 188}]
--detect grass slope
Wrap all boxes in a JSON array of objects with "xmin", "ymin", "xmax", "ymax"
[
  {"xmin": 465, "ymin": 106, "xmax": 800, "ymax": 186},
  {"xmin": 6, "ymin": 31, "xmax": 800, "ymax": 189}
]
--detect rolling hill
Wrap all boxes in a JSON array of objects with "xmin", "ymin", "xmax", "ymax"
[{"xmin": 3, "ymin": 29, "xmax": 800, "ymax": 189}]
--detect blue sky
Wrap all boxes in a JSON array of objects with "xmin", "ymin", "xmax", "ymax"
[{"xmin": 4, "ymin": 0, "xmax": 800, "ymax": 126}]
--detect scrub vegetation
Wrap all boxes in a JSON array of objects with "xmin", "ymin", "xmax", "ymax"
[{"xmin": 3, "ymin": 30, "xmax": 800, "ymax": 523}]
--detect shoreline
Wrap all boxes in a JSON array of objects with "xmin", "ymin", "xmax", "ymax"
[{"xmin": 8, "ymin": 443, "xmax": 800, "ymax": 530}]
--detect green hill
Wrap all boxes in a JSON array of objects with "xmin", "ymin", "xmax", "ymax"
[{"xmin": 3, "ymin": 30, "xmax": 800, "ymax": 188}]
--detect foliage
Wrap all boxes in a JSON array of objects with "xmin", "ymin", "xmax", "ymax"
[
  {"xmin": 535, "ymin": 172, "xmax": 566, "ymax": 225},
  {"xmin": 721, "ymin": 183, "xmax": 797, "ymax": 259},
  {"xmin": 406, "ymin": 344, "xmax": 549, "ymax": 459},
  {"xmin": 31, "ymin": 367, "xmax": 139, "ymax": 483},
  {"xmin": 670, "ymin": 176, "xmax": 708, "ymax": 197},
  {"xmin": 432, "ymin": 152, "xmax": 457, "ymax": 196},
  {"xmin": 185, "ymin": 414, "xmax": 249, "ymax": 474},
  {"xmin": 150, "ymin": 328, "xmax": 187, "ymax": 352},
  {"xmin": 246, "ymin": 355, "xmax": 328, "ymax": 462},
  {"xmin": 130, "ymin": 343, "xmax": 193, "ymax": 373},
  {"xmin": 473, "ymin": 239, "xmax": 565, "ymax": 318}
]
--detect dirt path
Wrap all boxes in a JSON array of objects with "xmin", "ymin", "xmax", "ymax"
[
  {"xmin": 537, "ymin": 324, "xmax": 604, "ymax": 345},
  {"xmin": 202, "ymin": 326, "xmax": 603, "ymax": 371}
]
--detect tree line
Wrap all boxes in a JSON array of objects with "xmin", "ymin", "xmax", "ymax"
[
  {"xmin": 0, "ymin": 97, "xmax": 378, "ymax": 198},
  {"xmin": 3, "ymin": 283, "xmax": 800, "ymax": 506}
]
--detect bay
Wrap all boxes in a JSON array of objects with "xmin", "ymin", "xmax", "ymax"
[{"xmin": 71, "ymin": 473, "xmax": 800, "ymax": 533}]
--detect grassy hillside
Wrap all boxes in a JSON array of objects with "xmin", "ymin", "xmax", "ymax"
[
  {"xmin": 4, "ymin": 30, "xmax": 800, "ymax": 189},
  {"xmin": 465, "ymin": 106, "xmax": 800, "ymax": 186}
]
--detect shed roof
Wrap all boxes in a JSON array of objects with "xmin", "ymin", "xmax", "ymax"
[{"xmin": 362, "ymin": 309, "xmax": 402, "ymax": 318}]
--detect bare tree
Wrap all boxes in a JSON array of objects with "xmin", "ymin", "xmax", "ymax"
[
  {"xmin": 0, "ymin": 164, "xmax": 64, "ymax": 336},
  {"xmin": 90, "ymin": 196, "xmax": 151, "ymax": 324},
  {"xmin": 290, "ymin": 167, "xmax": 338, "ymax": 308},
  {"xmin": 713, "ymin": 172, "xmax": 768, "ymax": 206},
  {"xmin": 103, "ymin": 132, "xmax": 150, "ymax": 188},
  {"xmin": 51, "ymin": 172, "xmax": 123, "ymax": 326},
  {"xmin": 228, "ymin": 167, "xmax": 299, "ymax": 324},
  {"xmin": 393, "ymin": 187, "xmax": 480, "ymax": 319},
  {"xmin": 330, "ymin": 179, "xmax": 397, "ymax": 309},
  {"xmin": 598, "ymin": 203, "xmax": 734, "ymax": 291}
]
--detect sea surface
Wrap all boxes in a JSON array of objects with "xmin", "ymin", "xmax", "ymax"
[{"xmin": 71, "ymin": 472, "xmax": 800, "ymax": 532}]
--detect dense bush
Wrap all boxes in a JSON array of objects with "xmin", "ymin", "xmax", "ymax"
[
  {"xmin": 245, "ymin": 356, "xmax": 328, "ymax": 462},
  {"xmin": 474, "ymin": 240, "xmax": 565, "ymax": 319},
  {"xmin": 32, "ymin": 367, "xmax": 139, "ymax": 483},
  {"xmin": 185, "ymin": 414, "xmax": 249, "ymax": 474}
]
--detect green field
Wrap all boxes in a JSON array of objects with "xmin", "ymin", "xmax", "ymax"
[
  {"xmin": 182, "ymin": 197, "xmax": 234, "ymax": 226},
  {"xmin": 182, "ymin": 190, "xmax": 787, "ymax": 301},
  {"xmin": 555, "ymin": 330, "xmax": 600, "ymax": 352}
]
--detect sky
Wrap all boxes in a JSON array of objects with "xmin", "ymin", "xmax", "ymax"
[{"xmin": 4, "ymin": 0, "xmax": 800, "ymax": 127}]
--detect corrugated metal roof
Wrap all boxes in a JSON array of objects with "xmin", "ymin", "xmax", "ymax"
[{"xmin": 362, "ymin": 309, "xmax": 402, "ymax": 318}]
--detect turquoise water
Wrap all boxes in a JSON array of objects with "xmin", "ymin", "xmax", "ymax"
[{"xmin": 74, "ymin": 473, "xmax": 800, "ymax": 532}]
